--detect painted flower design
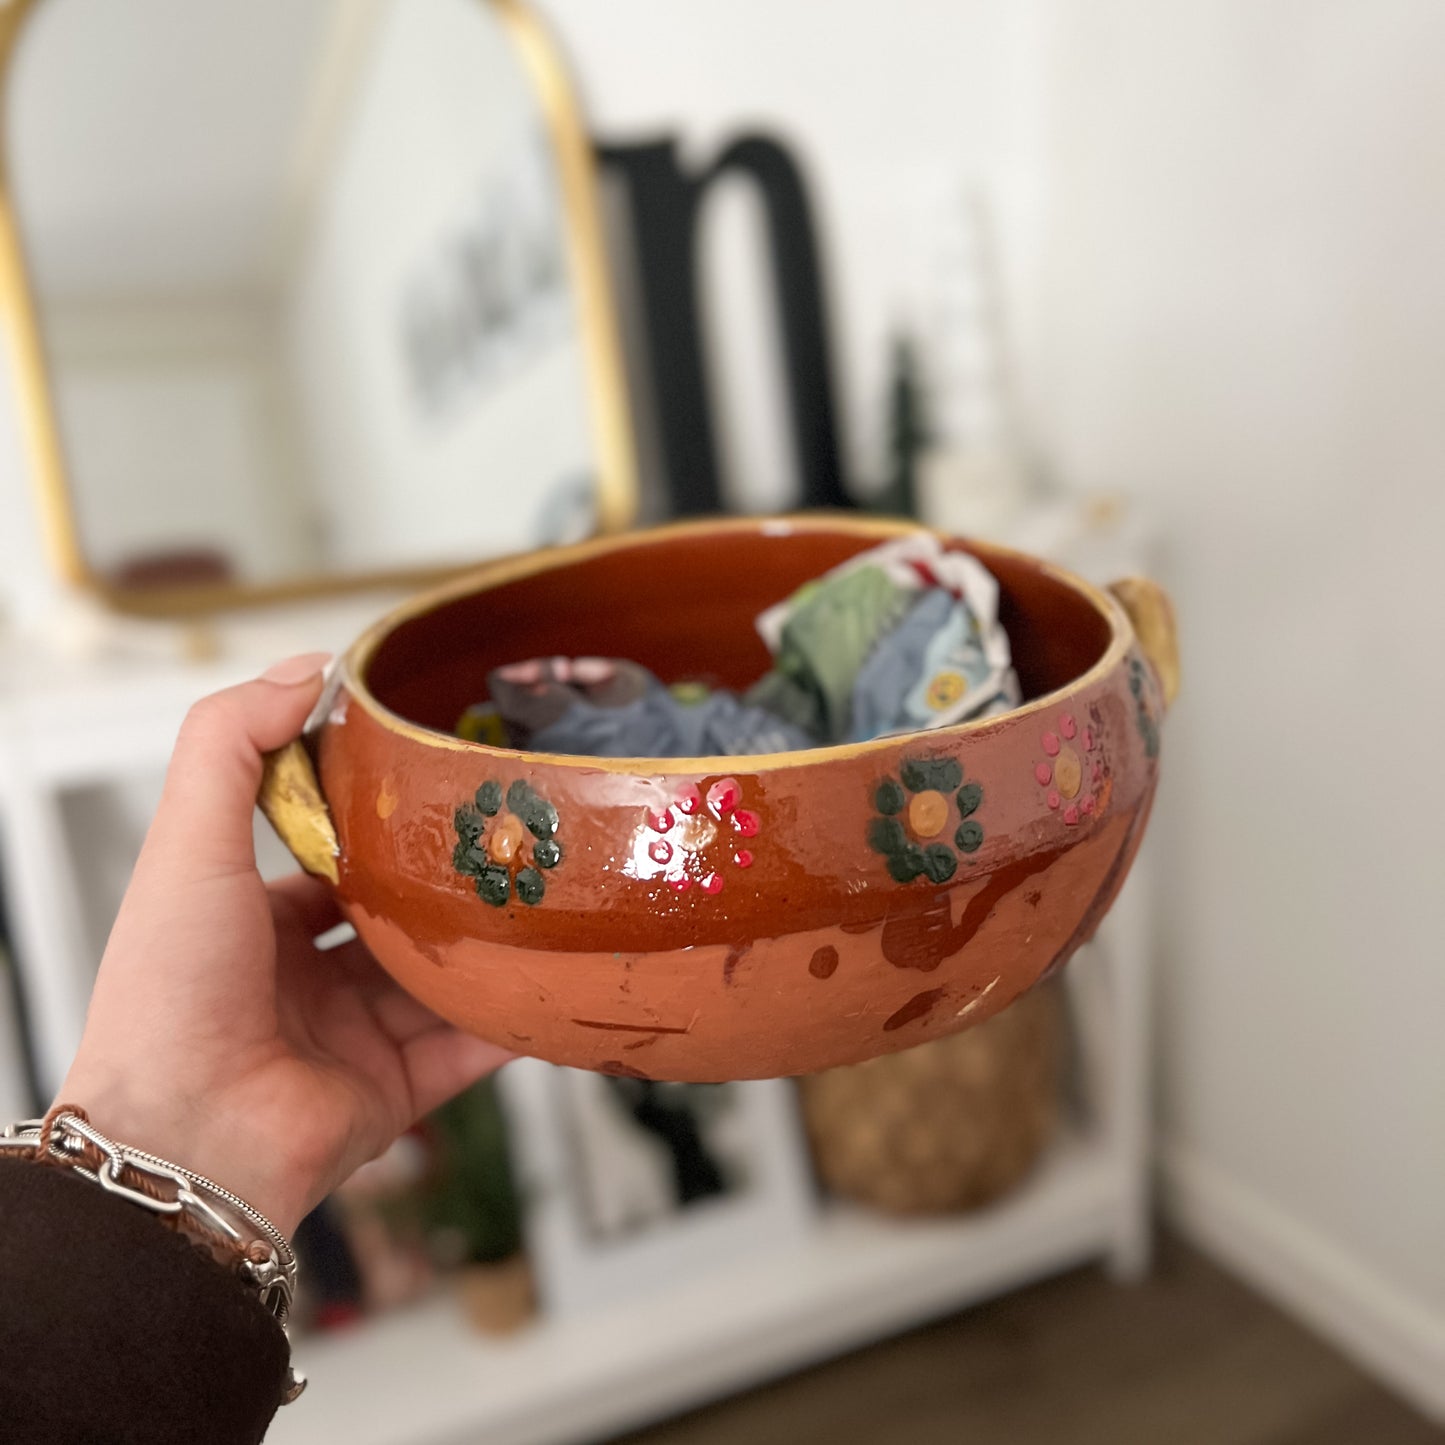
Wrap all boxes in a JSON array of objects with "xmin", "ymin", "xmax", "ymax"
[
  {"xmin": 1032, "ymin": 710, "xmax": 1109, "ymax": 827},
  {"xmin": 868, "ymin": 754, "xmax": 984, "ymax": 885},
  {"xmin": 632, "ymin": 777, "xmax": 759, "ymax": 896},
  {"xmin": 453, "ymin": 779, "xmax": 562, "ymax": 908}
]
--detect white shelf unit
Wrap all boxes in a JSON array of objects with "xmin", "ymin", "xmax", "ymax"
[
  {"xmin": 259, "ymin": 893, "xmax": 1151, "ymax": 1445},
  {"xmin": 0, "ymin": 936, "xmax": 28, "ymax": 1121},
  {"xmin": 268, "ymin": 1132, "xmax": 1121, "ymax": 1445},
  {"xmin": 0, "ymin": 596, "xmax": 391, "ymax": 1094}
]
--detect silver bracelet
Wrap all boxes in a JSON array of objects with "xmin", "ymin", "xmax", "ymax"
[{"xmin": 2, "ymin": 1112, "xmax": 306, "ymax": 1405}]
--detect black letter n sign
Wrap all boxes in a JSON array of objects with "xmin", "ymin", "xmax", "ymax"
[{"xmin": 600, "ymin": 136, "xmax": 851, "ymax": 517}]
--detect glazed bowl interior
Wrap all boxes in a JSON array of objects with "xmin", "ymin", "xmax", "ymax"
[{"xmin": 361, "ymin": 524, "xmax": 1115, "ymax": 750}]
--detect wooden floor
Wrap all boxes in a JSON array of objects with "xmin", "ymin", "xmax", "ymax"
[{"xmin": 611, "ymin": 1237, "xmax": 1442, "ymax": 1445}]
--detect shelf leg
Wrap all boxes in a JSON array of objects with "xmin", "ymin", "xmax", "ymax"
[
  {"xmin": 1097, "ymin": 852, "xmax": 1155, "ymax": 1283},
  {"xmin": 0, "ymin": 769, "xmax": 94, "ymax": 1098}
]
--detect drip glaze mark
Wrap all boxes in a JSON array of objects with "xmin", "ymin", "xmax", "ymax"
[
  {"xmin": 878, "ymin": 897, "xmax": 954, "ymax": 973},
  {"xmin": 723, "ymin": 943, "xmax": 750, "ymax": 985},
  {"xmin": 881, "ymin": 846, "xmax": 1066, "ymax": 972},
  {"xmin": 573, "ymin": 1019, "xmax": 693, "ymax": 1034},
  {"xmin": 809, "ymin": 945, "xmax": 840, "ymax": 979},
  {"xmin": 884, "ymin": 988, "xmax": 946, "ymax": 1032},
  {"xmin": 415, "ymin": 938, "xmax": 447, "ymax": 968}
]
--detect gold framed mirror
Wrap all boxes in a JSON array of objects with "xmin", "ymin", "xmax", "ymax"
[{"xmin": 0, "ymin": 0, "xmax": 637, "ymax": 615}]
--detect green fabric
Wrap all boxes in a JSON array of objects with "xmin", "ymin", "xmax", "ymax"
[{"xmin": 746, "ymin": 565, "xmax": 912, "ymax": 742}]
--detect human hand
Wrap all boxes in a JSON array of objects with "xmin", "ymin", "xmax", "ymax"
[{"xmin": 59, "ymin": 653, "xmax": 511, "ymax": 1236}]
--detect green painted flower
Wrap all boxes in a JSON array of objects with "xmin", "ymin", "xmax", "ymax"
[
  {"xmin": 453, "ymin": 778, "xmax": 562, "ymax": 908},
  {"xmin": 1129, "ymin": 655, "xmax": 1161, "ymax": 759},
  {"xmin": 869, "ymin": 753, "xmax": 984, "ymax": 884}
]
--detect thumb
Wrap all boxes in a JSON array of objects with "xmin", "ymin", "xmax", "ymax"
[{"xmin": 139, "ymin": 653, "xmax": 332, "ymax": 884}]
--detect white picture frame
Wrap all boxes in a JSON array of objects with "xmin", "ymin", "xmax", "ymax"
[{"xmin": 496, "ymin": 1059, "xmax": 817, "ymax": 1316}]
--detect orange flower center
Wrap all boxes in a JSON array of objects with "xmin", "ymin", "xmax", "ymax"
[
  {"xmin": 487, "ymin": 813, "xmax": 527, "ymax": 864},
  {"xmin": 907, "ymin": 789, "xmax": 949, "ymax": 840}
]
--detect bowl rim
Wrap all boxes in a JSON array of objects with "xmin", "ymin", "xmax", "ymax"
[{"xmin": 337, "ymin": 513, "xmax": 1134, "ymax": 775}]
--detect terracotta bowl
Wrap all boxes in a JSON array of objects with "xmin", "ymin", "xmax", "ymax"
[{"xmin": 261, "ymin": 517, "xmax": 1178, "ymax": 1081}]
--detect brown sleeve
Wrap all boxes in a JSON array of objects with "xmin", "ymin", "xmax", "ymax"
[{"xmin": 0, "ymin": 1157, "xmax": 290, "ymax": 1444}]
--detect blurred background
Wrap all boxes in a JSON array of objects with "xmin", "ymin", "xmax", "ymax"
[{"xmin": 0, "ymin": 2, "xmax": 1440, "ymax": 1443}]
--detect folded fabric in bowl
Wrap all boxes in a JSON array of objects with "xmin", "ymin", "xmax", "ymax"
[
  {"xmin": 487, "ymin": 657, "xmax": 814, "ymax": 758},
  {"xmin": 474, "ymin": 535, "xmax": 1020, "ymax": 757},
  {"xmin": 749, "ymin": 534, "xmax": 1019, "ymax": 742}
]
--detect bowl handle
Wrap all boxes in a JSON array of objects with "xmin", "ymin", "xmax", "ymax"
[
  {"xmin": 1107, "ymin": 577, "xmax": 1180, "ymax": 708},
  {"xmin": 259, "ymin": 740, "xmax": 340, "ymax": 884}
]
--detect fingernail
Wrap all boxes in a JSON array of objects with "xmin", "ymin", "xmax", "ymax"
[{"xmin": 261, "ymin": 652, "xmax": 332, "ymax": 686}]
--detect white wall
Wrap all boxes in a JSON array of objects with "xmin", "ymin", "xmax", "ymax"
[
  {"xmin": 545, "ymin": 0, "xmax": 1444, "ymax": 1414},
  {"xmin": 1026, "ymin": 0, "xmax": 1445, "ymax": 1409},
  {"xmin": 542, "ymin": 0, "xmax": 1049, "ymax": 508}
]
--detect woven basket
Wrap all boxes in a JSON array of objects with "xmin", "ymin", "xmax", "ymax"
[{"xmin": 798, "ymin": 983, "xmax": 1066, "ymax": 1215}]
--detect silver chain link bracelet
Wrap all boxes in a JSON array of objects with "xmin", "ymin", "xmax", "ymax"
[{"xmin": 2, "ymin": 1112, "xmax": 307, "ymax": 1405}]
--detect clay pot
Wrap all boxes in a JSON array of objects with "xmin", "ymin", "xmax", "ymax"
[
  {"xmin": 455, "ymin": 1255, "xmax": 536, "ymax": 1335},
  {"xmin": 260, "ymin": 516, "xmax": 1177, "ymax": 1082}
]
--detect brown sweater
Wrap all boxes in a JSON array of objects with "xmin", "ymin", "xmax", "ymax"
[{"xmin": 0, "ymin": 1158, "xmax": 290, "ymax": 1443}]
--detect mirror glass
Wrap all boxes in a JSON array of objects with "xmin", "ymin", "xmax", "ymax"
[{"xmin": 5, "ymin": 0, "xmax": 613, "ymax": 594}]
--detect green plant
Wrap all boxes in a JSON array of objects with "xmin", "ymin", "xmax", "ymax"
[{"xmin": 421, "ymin": 1078, "xmax": 523, "ymax": 1265}]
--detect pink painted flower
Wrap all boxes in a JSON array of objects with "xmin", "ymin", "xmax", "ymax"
[
  {"xmin": 635, "ymin": 778, "xmax": 762, "ymax": 896},
  {"xmin": 1032, "ymin": 711, "xmax": 1107, "ymax": 825}
]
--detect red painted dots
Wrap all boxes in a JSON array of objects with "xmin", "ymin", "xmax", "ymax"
[
  {"xmin": 644, "ymin": 779, "xmax": 760, "ymax": 898},
  {"xmin": 730, "ymin": 808, "xmax": 760, "ymax": 837},
  {"xmin": 1033, "ymin": 711, "xmax": 1105, "ymax": 827},
  {"xmin": 707, "ymin": 777, "xmax": 741, "ymax": 816}
]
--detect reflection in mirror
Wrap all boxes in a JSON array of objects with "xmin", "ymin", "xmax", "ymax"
[{"xmin": 4, "ymin": 0, "xmax": 631, "ymax": 597}]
